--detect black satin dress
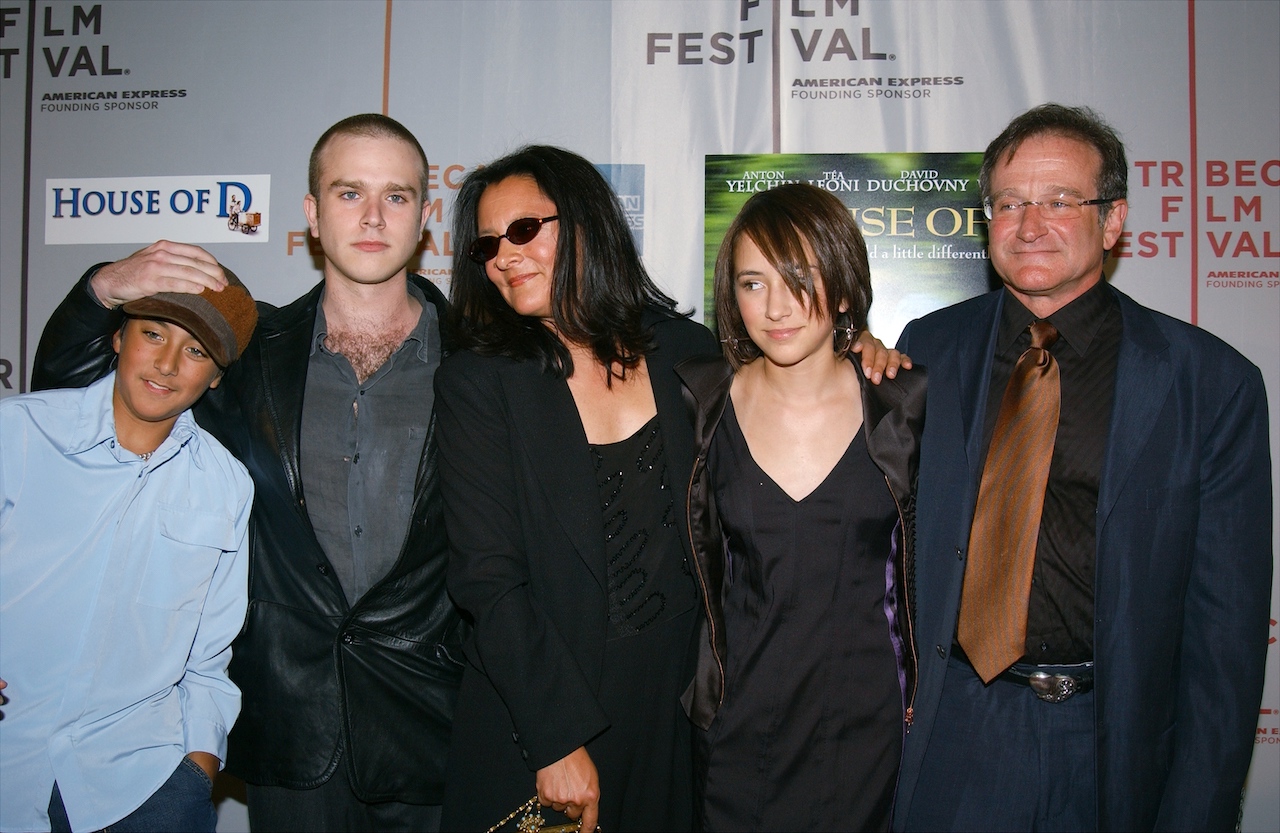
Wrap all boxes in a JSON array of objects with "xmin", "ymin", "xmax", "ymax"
[{"xmin": 700, "ymin": 403, "xmax": 902, "ymax": 832}]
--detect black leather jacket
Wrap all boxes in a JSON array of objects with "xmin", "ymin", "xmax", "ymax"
[
  {"xmin": 33, "ymin": 268, "xmax": 466, "ymax": 804},
  {"xmin": 674, "ymin": 354, "xmax": 926, "ymax": 733}
]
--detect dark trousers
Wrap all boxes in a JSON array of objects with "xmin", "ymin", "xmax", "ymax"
[
  {"xmin": 49, "ymin": 758, "xmax": 216, "ymax": 833},
  {"xmin": 905, "ymin": 653, "xmax": 1097, "ymax": 832},
  {"xmin": 245, "ymin": 768, "xmax": 442, "ymax": 833}
]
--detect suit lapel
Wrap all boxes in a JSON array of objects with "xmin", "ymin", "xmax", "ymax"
[
  {"xmin": 258, "ymin": 287, "xmax": 320, "ymax": 512},
  {"xmin": 649, "ymin": 331, "xmax": 698, "ymax": 563},
  {"xmin": 1097, "ymin": 292, "xmax": 1171, "ymax": 527},
  {"xmin": 504, "ymin": 364, "xmax": 608, "ymax": 592}
]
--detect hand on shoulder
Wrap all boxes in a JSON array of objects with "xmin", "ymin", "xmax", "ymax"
[{"xmin": 852, "ymin": 330, "xmax": 912, "ymax": 383}]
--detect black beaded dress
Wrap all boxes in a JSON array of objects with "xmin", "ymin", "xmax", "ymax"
[
  {"xmin": 700, "ymin": 402, "xmax": 903, "ymax": 832},
  {"xmin": 581, "ymin": 415, "xmax": 698, "ymax": 831}
]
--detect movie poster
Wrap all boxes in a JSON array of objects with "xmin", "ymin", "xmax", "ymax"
[{"xmin": 705, "ymin": 153, "xmax": 994, "ymax": 345}]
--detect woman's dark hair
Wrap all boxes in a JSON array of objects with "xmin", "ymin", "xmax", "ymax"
[
  {"xmin": 714, "ymin": 182, "xmax": 872, "ymax": 369},
  {"xmin": 448, "ymin": 145, "xmax": 681, "ymax": 378}
]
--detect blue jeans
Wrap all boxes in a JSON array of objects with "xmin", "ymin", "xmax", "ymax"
[{"xmin": 49, "ymin": 757, "xmax": 217, "ymax": 832}]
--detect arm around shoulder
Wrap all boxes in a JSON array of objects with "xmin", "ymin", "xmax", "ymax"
[{"xmin": 31, "ymin": 264, "xmax": 122, "ymax": 391}]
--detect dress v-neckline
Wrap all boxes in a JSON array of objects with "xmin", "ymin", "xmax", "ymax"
[{"xmin": 724, "ymin": 399, "xmax": 862, "ymax": 504}]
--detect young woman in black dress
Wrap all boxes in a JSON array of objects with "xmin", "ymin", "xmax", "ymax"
[{"xmin": 678, "ymin": 183, "xmax": 925, "ymax": 832}]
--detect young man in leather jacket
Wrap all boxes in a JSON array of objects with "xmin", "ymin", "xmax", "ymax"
[{"xmin": 32, "ymin": 114, "xmax": 465, "ymax": 832}]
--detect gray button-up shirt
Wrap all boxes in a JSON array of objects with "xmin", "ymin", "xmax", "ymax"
[{"xmin": 300, "ymin": 282, "xmax": 438, "ymax": 605}]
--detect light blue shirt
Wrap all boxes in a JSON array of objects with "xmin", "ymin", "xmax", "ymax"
[{"xmin": 0, "ymin": 374, "xmax": 252, "ymax": 832}]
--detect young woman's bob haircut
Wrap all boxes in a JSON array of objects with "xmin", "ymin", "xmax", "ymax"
[{"xmin": 714, "ymin": 182, "xmax": 872, "ymax": 369}]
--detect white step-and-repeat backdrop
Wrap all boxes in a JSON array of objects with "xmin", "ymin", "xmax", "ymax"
[{"xmin": 1, "ymin": 2, "xmax": 1276, "ymax": 830}]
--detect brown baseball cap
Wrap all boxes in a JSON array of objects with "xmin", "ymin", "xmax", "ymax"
[{"xmin": 122, "ymin": 268, "xmax": 258, "ymax": 367}]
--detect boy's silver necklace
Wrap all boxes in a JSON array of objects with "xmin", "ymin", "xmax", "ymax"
[{"xmin": 139, "ymin": 451, "xmax": 153, "ymax": 462}]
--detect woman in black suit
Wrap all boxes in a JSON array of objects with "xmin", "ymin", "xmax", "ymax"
[{"xmin": 436, "ymin": 146, "xmax": 717, "ymax": 833}]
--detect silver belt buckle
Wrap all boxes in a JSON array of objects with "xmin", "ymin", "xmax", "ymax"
[{"xmin": 1028, "ymin": 671, "xmax": 1077, "ymax": 703}]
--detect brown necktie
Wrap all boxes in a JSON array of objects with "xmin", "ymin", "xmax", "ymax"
[{"xmin": 958, "ymin": 320, "xmax": 1061, "ymax": 683}]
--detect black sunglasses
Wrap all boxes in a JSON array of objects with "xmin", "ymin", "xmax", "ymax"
[{"xmin": 468, "ymin": 215, "xmax": 559, "ymax": 264}]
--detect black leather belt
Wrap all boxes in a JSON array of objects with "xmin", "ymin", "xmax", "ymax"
[
  {"xmin": 997, "ymin": 663, "xmax": 1094, "ymax": 703},
  {"xmin": 954, "ymin": 645, "xmax": 1094, "ymax": 703}
]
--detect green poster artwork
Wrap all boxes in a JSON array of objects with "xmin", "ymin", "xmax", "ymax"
[{"xmin": 705, "ymin": 153, "xmax": 996, "ymax": 346}]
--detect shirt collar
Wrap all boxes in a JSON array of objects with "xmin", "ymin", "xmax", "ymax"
[
  {"xmin": 68, "ymin": 373, "xmax": 120, "ymax": 455},
  {"xmin": 66, "ymin": 372, "xmax": 201, "ymax": 466},
  {"xmin": 132, "ymin": 410, "xmax": 200, "ymax": 470},
  {"xmin": 310, "ymin": 292, "xmax": 330, "ymax": 357},
  {"xmin": 309, "ymin": 279, "xmax": 436, "ymax": 364},
  {"xmin": 404, "ymin": 280, "xmax": 436, "ymax": 364},
  {"xmin": 997, "ymin": 279, "xmax": 1117, "ymax": 358}
]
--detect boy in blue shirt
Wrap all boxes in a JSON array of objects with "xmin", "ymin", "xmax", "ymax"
[{"xmin": 1, "ymin": 271, "xmax": 258, "ymax": 832}]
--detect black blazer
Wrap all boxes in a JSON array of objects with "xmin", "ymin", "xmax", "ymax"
[
  {"xmin": 33, "ymin": 268, "xmax": 466, "ymax": 804},
  {"xmin": 435, "ymin": 309, "xmax": 716, "ymax": 818}
]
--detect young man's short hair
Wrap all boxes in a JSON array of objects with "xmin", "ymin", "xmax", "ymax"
[{"xmin": 307, "ymin": 114, "xmax": 430, "ymax": 206}]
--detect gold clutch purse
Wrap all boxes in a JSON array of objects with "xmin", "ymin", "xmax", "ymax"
[{"xmin": 486, "ymin": 796, "xmax": 584, "ymax": 833}]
